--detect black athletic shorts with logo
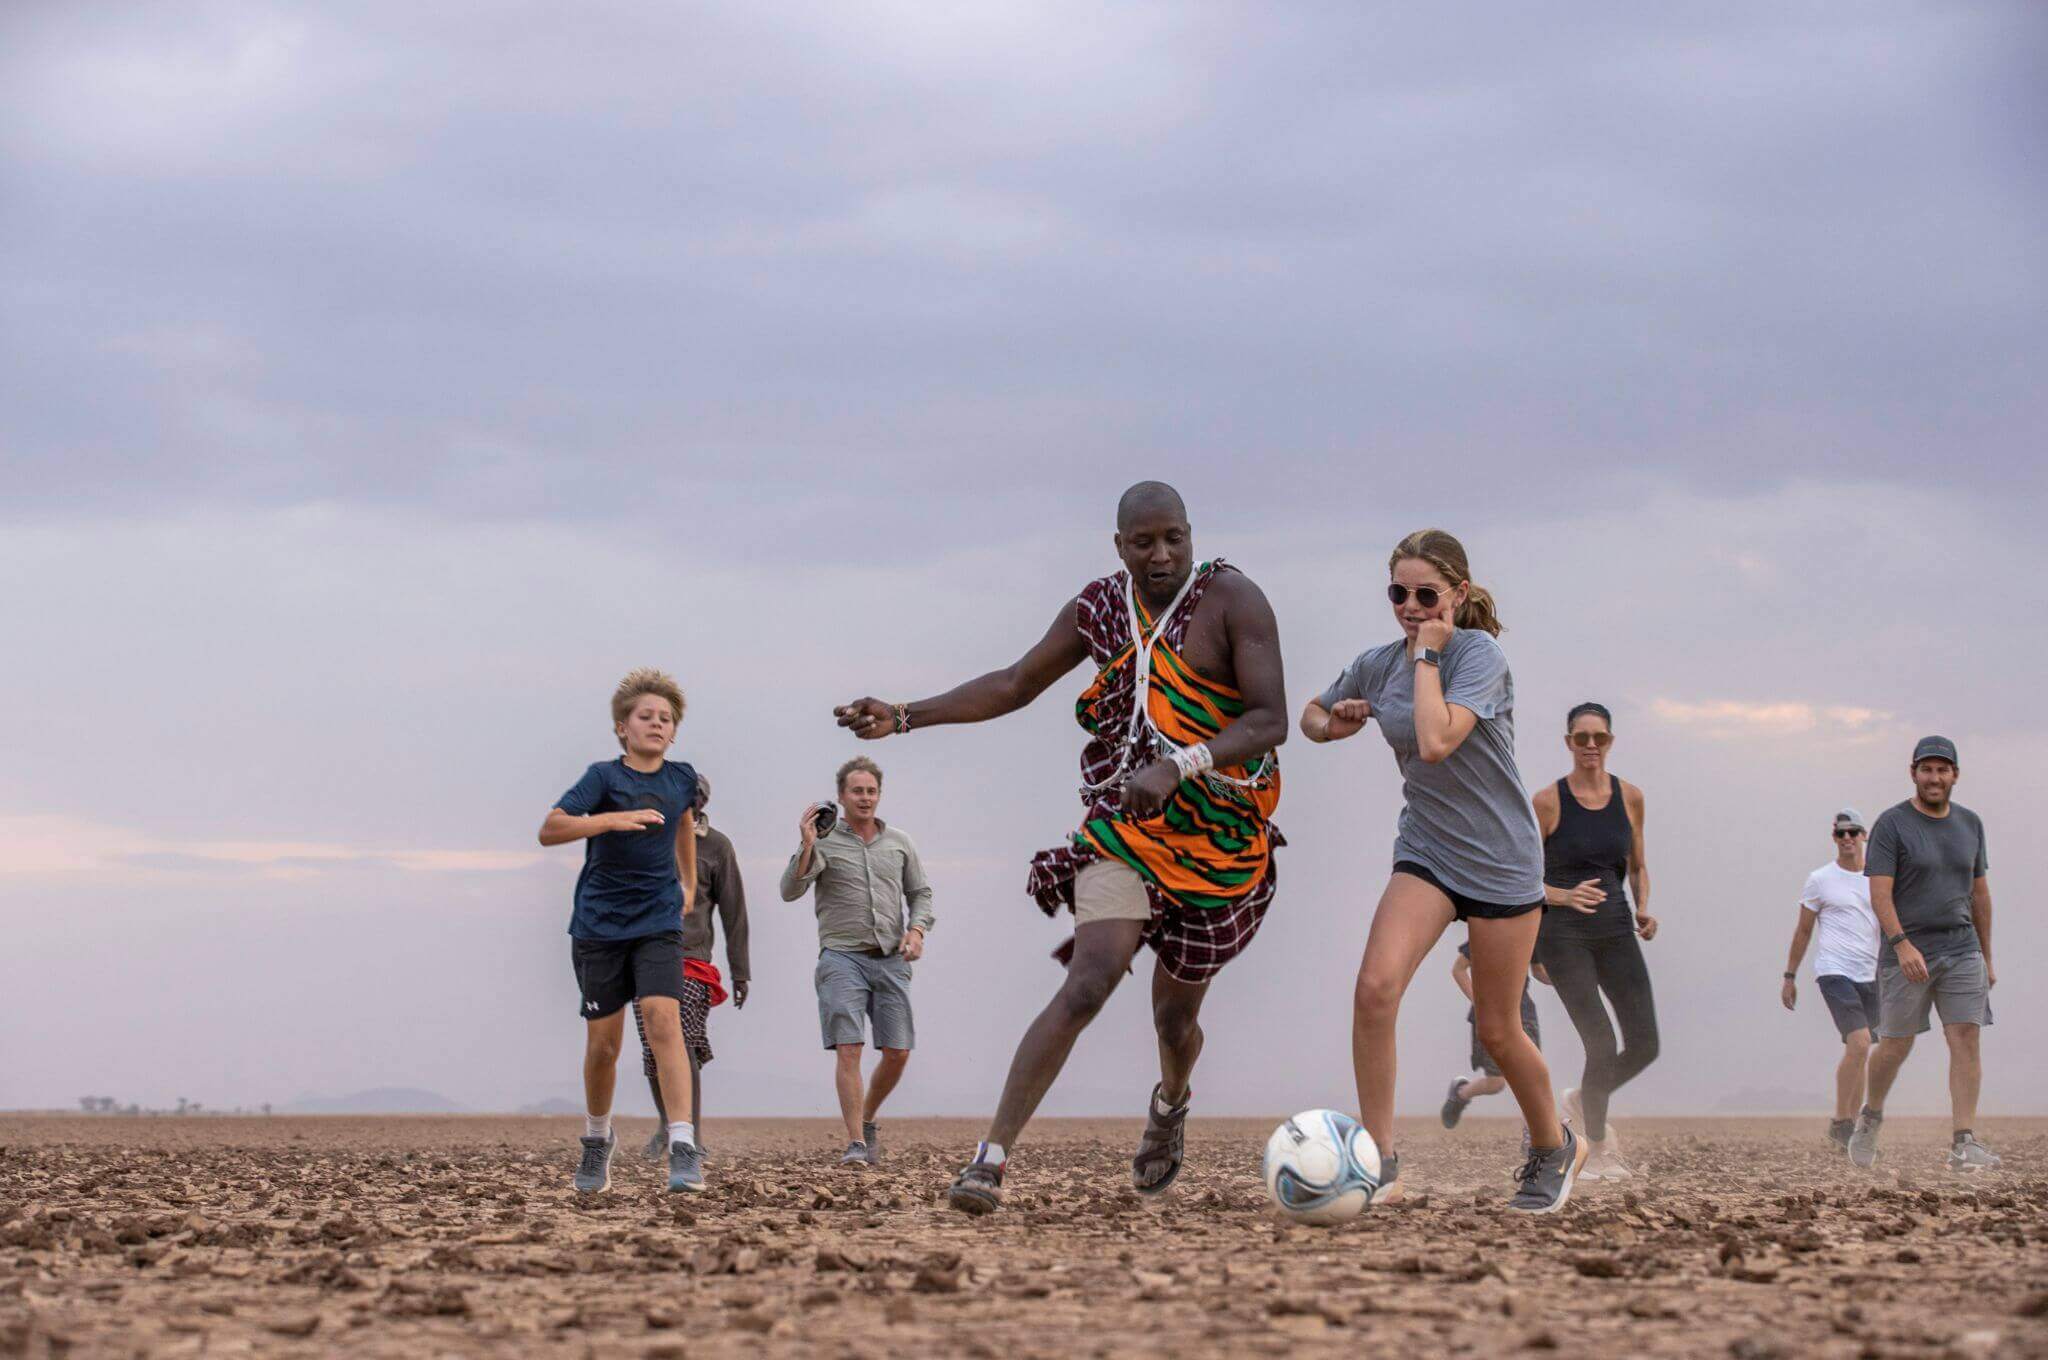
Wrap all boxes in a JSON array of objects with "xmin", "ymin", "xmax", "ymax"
[
  {"xmin": 571, "ymin": 930, "xmax": 687, "ymax": 1020},
  {"xmin": 1815, "ymin": 974, "xmax": 1879, "ymax": 1040}
]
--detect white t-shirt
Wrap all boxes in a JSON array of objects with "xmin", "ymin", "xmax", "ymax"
[{"xmin": 1800, "ymin": 861, "xmax": 1879, "ymax": 983}]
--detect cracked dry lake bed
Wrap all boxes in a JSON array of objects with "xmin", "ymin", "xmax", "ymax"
[{"xmin": 3, "ymin": 1115, "xmax": 2045, "ymax": 1357}]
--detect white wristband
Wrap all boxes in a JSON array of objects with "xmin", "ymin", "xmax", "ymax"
[{"xmin": 1170, "ymin": 743, "xmax": 1216, "ymax": 780}]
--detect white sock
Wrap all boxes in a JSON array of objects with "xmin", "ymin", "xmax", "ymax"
[
  {"xmin": 976, "ymin": 1140, "xmax": 1007, "ymax": 1167},
  {"xmin": 669, "ymin": 1120, "xmax": 696, "ymax": 1150},
  {"xmin": 1463, "ymin": 1070, "xmax": 1488, "ymax": 1093},
  {"xmin": 585, "ymin": 1113, "xmax": 612, "ymax": 1139}
]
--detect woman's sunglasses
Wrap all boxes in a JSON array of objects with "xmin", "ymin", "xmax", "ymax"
[
  {"xmin": 1387, "ymin": 584, "xmax": 1447, "ymax": 608},
  {"xmin": 1568, "ymin": 731, "xmax": 1613, "ymax": 749}
]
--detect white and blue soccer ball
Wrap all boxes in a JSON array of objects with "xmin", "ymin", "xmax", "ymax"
[{"xmin": 1262, "ymin": 1108, "xmax": 1384, "ymax": 1224}]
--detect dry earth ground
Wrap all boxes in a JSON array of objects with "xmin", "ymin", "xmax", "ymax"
[{"xmin": 3, "ymin": 1115, "xmax": 2044, "ymax": 1358}]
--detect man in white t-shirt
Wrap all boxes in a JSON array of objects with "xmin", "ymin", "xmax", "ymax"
[{"xmin": 1779, "ymin": 809, "xmax": 1879, "ymax": 1153}]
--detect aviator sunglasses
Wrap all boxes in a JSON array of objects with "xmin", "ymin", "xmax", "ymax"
[
  {"xmin": 1386, "ymin": 583, "xmax": 1452, "ymax": 608},
  {"xmin": 1568, "ymin": 731, "xmax": 1614, "ymax": 749}
]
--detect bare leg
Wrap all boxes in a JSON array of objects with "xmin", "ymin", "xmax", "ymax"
[
  {"xmin": 1462, "ymin": 1074, "xmax": 1508, "ymax": 1098},
  {"xmin": 1467, "ymin": 911, "xmax": 1563, "ymax": 1150},
  {"xmin": 986, "ymin": 920, "xmax": 1146, "ymax": 1148},
  {"xmin": 1152, "ymin": 961, "xmax": 1210, "ymax": 1103},
  {"xmin": 637, "ymin": 997, "xmax": 695, "ymax": 1136},
  {"xmin": 582, "ymin": 1012, "xmax": 625, "ymax": 1118},
  {"xmin": 1943, "ymin": 1023, "xmax": 1981, "ymax": 1131},
  {"xmin": 688, "ymin": 1049, "xmax": 701, "ymax": 1130},
  {"xmin": 1352, "ymin": 874, "xmax": 1456, "ymax": 1152},
  {"xmin": 631, "ymin": 1000, "xmax": 668, "ymax": 1125},
  {"xmin": 1835, "ymin": 1030, "xmax": 1871, "ymax": 1120},
  {"xmin": 833, "ymin": 1045, "xmax": 865, "ymax": 1143},
  {"xmin": 1863, "ymin": 1034, "xmax": 1914, "ymax": 1112},
  {"xmin": 863, "ymin": 1049, "xmax": 910, "ymax": 1121}
]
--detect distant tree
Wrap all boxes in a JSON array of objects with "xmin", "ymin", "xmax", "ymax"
[
  {"xmin": 175, "ymin": 1097, "xmax": 189, "ymax": 1116},
  {"xmin": 260, "ymin": 1103, "xmax": 272, "ymax": 1117},
  {"xmin": 79, "ymin": 1097, "xmax": 95, "ymax": 1113}
]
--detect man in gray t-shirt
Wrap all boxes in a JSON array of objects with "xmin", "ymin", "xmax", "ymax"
[{"xmin": 1848, "ymin": 736, "xmax": 2000, "ymax": 1172}]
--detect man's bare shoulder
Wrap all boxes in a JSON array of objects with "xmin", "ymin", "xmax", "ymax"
[{"xmin": 1207, "ymin": 565, "xmax": 1275, "ymax": 618}]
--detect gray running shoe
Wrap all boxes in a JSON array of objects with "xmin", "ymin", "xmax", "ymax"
[
  {"xmin": 1374, "ymin": 1150, "xmax": 1403, "ymax": 1204},
  {"xmin": 573, "ymin": 1132, "xmax": 616, "ymax": 1193},
  {"xmin": 643, "ymin": 1128, "xmax": 667, "ymax": 1161},
  {"xmin": 668, "ymin": 1140, "xmax": 706, "ymax": 1192},
  {"xmin": 1848, "ymin": 1108, "xmax": 1882, "ymax": 1168},
  {"xmin": 862, "ymin": 1121, "xmax": 881, "ymax": 1166},
  {"xmin": 1440, "ymin": 1078, "xmax": 1472, "ymax": 1129},
  {"xmin": 1509, "ymin": 1126, "xmax": 1586, "ymax": 1214},
  {"xmin": 1827, "ymin": 1118, "xmax": 1854, "ymax": 1153},
  {"xmin": 839, "ymin": 1140, "xmax": 870, "ymax": 1168},
  {"xmin": 1948, "ymin": 1133, "xmax": 2001, "ymax": 1172}
]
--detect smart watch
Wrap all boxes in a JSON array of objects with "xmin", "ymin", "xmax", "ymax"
[{"xmin": 1416, "ymin": 647, "xmax": 1442, "ymax": 668}]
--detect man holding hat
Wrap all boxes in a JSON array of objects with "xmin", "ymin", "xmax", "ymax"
[
  {"xmin": 1779, "ymin": 809, "xmax": 1880, "ymax": 1153},
  {"xmin": 1849, "ymin": 736, "xmax": 2000, "ymax": 1171}
]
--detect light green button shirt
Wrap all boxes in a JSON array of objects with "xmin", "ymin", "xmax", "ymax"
[{"xmin": 778, "ymin": 819, "xmax": 935, "ymax": 954}]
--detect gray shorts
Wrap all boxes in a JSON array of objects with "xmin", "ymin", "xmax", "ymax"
[
  {"xmin": 815, "ymin": 948, "xmax": 915, "ymax": 1051},
  {"xmin": 1877, "ymin": 950, "xmax": 1993, "ymax": 1038}
]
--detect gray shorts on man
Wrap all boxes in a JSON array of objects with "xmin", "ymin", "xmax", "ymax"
[
  {"xmin": 1877, "ymin": 950, "xmax": 1992, "ymax": 1039},
  {"xmin": 816, "ymin": 948, "xmax": 916, "ymax": 1050}
]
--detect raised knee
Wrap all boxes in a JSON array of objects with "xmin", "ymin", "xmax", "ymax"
[
  {"xmin": 1352, "ymin": 972, "xmax": 1401, "ymax": 1027},
  {"xmin": 1058, "ymin": 969, "xmax": 1119, "ymax": 1021},
  {"xmin": 1473, "ymin": 1016, "xmax": 1519, "ymax": 1055}
]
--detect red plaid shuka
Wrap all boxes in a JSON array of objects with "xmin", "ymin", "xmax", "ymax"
[{"xmin": 1026, "ymin": 559, "xmax": 1283, "ymax": 983}]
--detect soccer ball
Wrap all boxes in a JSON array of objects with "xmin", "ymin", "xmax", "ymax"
[{"xmin": 1262, "ymin": 1109, "xmax": 1383, "ymax": 1224}]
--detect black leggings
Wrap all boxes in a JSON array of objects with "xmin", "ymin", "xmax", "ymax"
[{"xmin": 1536, "ymin": 930, "xmax": 1659, "ymax": 1141}]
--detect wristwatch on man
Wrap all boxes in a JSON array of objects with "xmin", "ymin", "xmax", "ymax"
[
  {"xmin": 1782, "ymin": 972, "xmax": 1795, "ymax": 980},
  {"xmin": 1885, "ymin": 931, "xmax": 1907, "ymax": 948}
]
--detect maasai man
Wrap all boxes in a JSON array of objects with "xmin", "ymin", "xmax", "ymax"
[{"xmin": 833, "ymin": 482, "xmax": 1287, "ymax": 1214}]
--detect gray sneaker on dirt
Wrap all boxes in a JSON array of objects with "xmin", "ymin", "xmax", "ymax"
[
  {"xmin": 862, "ymin": 1121, "xmax": 881, "ymax": 1166},
  {"xmin": 1948, "ymin": 1133, "xmax": 2001, "ymax": 1172},
  {"xmin": 948, "ymin": 1156, "xmax": 1005, "ymax": 1215},
  {"xmin": 1375, "ymin": 1150, "xmax": 1404, "ymax": 1204},
  {"xmin": 668, "ymin": 1140, "xmax": 706, "ymax": 1192},
  {"xmin": 1509, "ymin": 1126, "xmax": 1586, "ymax": 1214},
  {"xmin": 573, "ymin": 1132, "xmax": 616, "ymax": 1193},
  {"xmin": 1848, "ymin": 1108, "xmax": 1882, "ymax": 1168},
  {"xmin": 643, "ymin": 1128, "xmax": 667, "ymax": 1161},
  {"xmin": 1440, "ymin": 1078, "xmax": 1471, "ymax": 1129},
  {"xmin": 1827, "ymin": 1118, "xmax": 1854, "ymax": 1154},
  {"xmin": 839, "ymin": 1141, "xmax": 870, "ymax": 1168}
]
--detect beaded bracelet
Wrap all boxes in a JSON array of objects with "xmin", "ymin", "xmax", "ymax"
[{"xmin": 893, "ymin": 703, "xmax": 911, "ymax": 734}]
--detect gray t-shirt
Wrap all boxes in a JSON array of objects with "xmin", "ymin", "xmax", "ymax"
[
  {"xmin": 1319, "ymin": 631, "xmax": 1544, "ymax": 905},
  {"xmin": 1865, "ymin": 799, "xmax": 1987, "ymax": 965}
]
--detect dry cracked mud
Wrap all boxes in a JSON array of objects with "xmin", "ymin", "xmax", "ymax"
[{"xmin": 3, "ymin": 1115, "xmax": 2044, "ymax": 1357}]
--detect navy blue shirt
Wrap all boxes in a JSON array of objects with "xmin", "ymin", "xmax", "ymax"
[{"xmin": 556, "ymin": 758, "xmax": 700, "ymax": 940}]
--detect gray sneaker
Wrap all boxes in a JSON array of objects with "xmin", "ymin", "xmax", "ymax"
[
  {"xmin": 862, "ymin": 1121, "xmax": 881, "ymax": 1166},
  {"xmin": 1948, "ymin": 1133, "xmax": 2001, "ymax": 1172},
  {"xmin": 668, "ymin": 1140, "xmax": 706, "ymax": 1192},
  {"xmin": 839, "ymin": 1140, "xmax": 870, "ymax": 1168},
  {"xmin": 573, "ymin": 1132, "xmax": 616, "ymax": 1193},
  {"xmin": 1440, "ymin": 1078, "xmax": 1472, "ymax": 1129},
  {"xmin": 1509, "ymin": 1126, "xmax": 1586, "ymax": 1214},
  {"xmin": 1827, "ymin": 1118, "xmax": 1854, "ymax": 1154},
  {"xmin": 643, "ymin": 1128, "xmax": 667, "ymax": 1161},
  {"xmin": 1848, "ymin": 1108, "xmax": 1882, "ymax": 1168}
]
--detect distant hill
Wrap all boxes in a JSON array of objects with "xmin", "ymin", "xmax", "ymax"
[
  {"xmin": 516, "ymin": 1097, "xmax": 585, "ymax": 1116},
  {"xmin": 283, "ymin": 1087, "xmax": 467, "ymax": 1114}
]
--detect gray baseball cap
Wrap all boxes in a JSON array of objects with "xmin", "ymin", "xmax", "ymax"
[
  {"xmin": 1833, "ymin": 808, "xmax": 1864, "ymax": 832},
  {"xmin": 1911, "ymin": 735, "xmax": 1959, "ymax": 766}
]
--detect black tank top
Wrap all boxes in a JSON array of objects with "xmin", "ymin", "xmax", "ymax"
[{"xmin": 1540, "ymin": 775, "xmax": 1633, "ymax": 939}]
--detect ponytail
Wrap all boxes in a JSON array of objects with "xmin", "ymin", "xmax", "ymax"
[{"xmin": 1389, "ymin": 528, "xmax": 1504, "ymax": 636}]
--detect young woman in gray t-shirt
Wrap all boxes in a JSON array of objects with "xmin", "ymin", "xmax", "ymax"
[{"xmin": 1301, "ymin": 528, "xmax": 1585, "ymax": 1213}]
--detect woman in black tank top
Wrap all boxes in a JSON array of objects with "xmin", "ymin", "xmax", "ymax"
[{"xmin": 1532, "ymin": 702, "xmax": 1660, "ymax": 1180}]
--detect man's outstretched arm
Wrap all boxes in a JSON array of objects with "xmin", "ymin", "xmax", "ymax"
[{"xmin": 836, "ymin": 598, "xmax": 1090, "ymax": 738}]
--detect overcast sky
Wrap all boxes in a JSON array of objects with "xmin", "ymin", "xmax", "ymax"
[{"xmin": 3, "ymin": 2, "xmax": 2043, "ymax": 1123}]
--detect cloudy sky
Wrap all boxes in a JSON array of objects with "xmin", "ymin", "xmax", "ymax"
[{"xmin": 4, "ymin": 2, "xmax": 2043, "ymax": 1124}]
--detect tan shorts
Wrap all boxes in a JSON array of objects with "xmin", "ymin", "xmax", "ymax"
[{"xmin": 1073, "ymin": 858, "xmax": 1153, "ymax": 925}]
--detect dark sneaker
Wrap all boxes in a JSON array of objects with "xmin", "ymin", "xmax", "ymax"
[
  {"xmin": 573, "ymin": 1132, "xmax": 616, "ymax": 1193},
  {"xmin": 1509, "ymin": 1126, "xmax": 1586, "ymax": 1214},
  {"xmin": 1827, "ymin": 1118, "xmax": 1854, "ymax": 1154},
  {"xmin": 1948, "ymin": 1133, "xmax": 2001, "ymax": 1172},
  {"xmin": 862, "ymin": 1121, "xmax": 881, "ymax": 1166},
  {"xmin": 1848, "ymin": 1108, "xmax": 1882, "ymax": 1169},
  {"xmin": 839, "ymin": 1141, "xmax": 870, "ymax": 1169},
  {"xmin": 1133, "ymin": 1084, "xmax": 1191, "ymax": 1196},
  {"xmin": 643, "ymin": 1129, "xmax": 668, "ymax": 1161},
  {"xmin": 668, "ymin": 1140, "xmax": 705, "ymax": 1192},
  {"xmin": 1441, "ymin": 1077, "xmax": 1472, "ymax": 1129},
  {"xmin": 948, "ymin": 1156, "xmax": 1005, "ymax": 1215}
]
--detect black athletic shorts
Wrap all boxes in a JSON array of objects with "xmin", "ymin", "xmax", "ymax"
[
  {"xmin": 1394, "ymin": 861, "xmax": 1544, "ymax": 922},
  {"xmin": 570, "ymin": 930, "xmax": 687, "ymax": 1020},
  {"xmin": 1815, "ymin": 974, "xmax": 1879, "ymax": 1041}
]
